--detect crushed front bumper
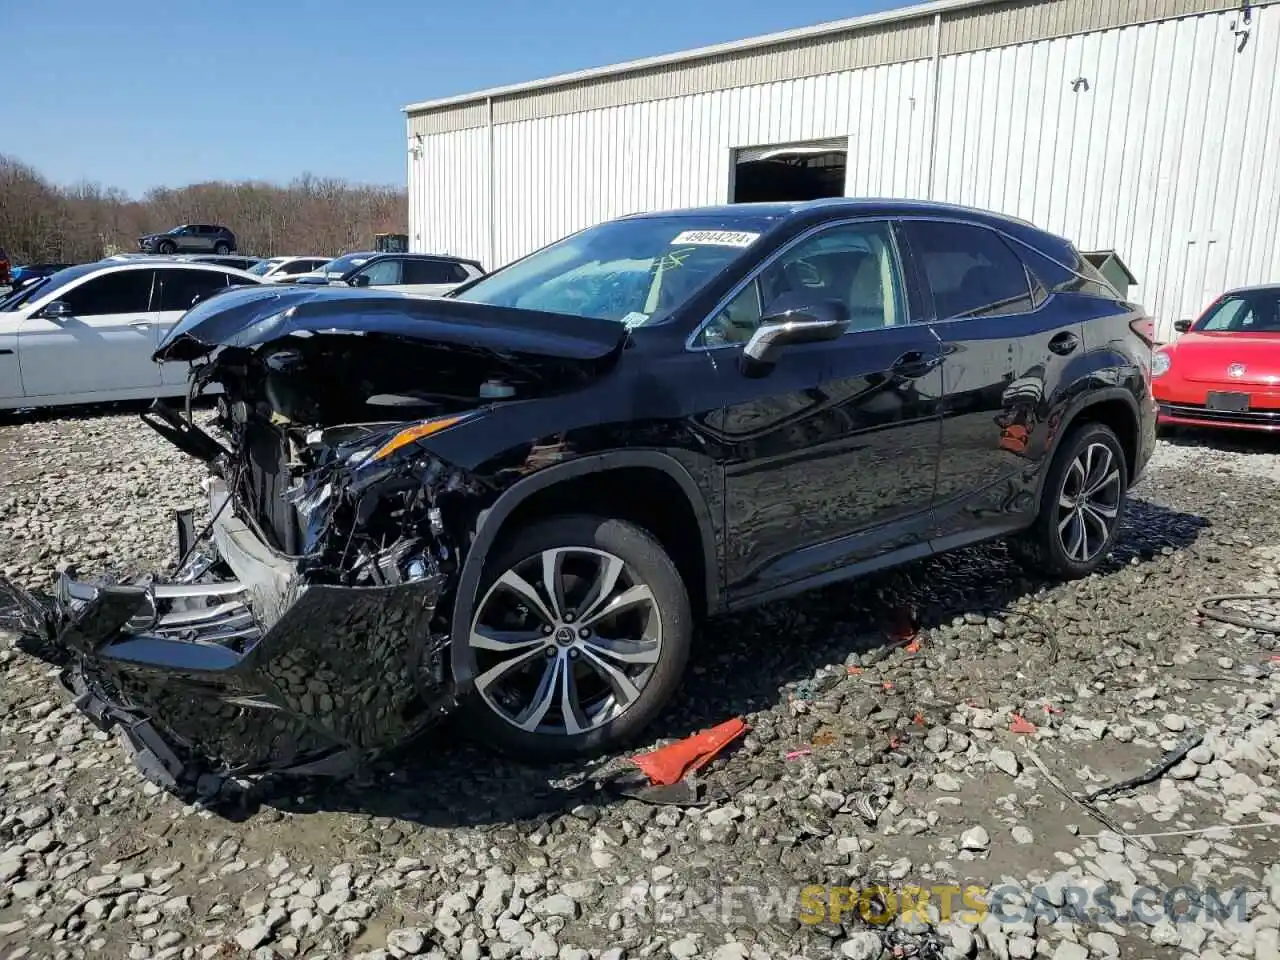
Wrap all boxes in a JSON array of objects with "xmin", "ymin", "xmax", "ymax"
[{"xmin": 0, "ymin": 479, "xmax": 454, "ymax": 799}]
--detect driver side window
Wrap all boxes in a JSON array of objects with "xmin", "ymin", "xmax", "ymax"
[
  {"xmin": 697, "ymin": 220, "xmax": 905, "ymax": 347},
  {"xmin": 360, "ymin": 259, "xmax": 403, "ymax": 286}
]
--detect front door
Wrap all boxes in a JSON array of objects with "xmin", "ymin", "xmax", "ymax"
[
  {"xmin": 695, "ymin": 219, "xmax": 944, "ymax": 600},
  {"xmin": 18, "ymin": 268, "xmax": 161, "ymax": 398}
]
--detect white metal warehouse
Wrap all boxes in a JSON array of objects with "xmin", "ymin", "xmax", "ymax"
[{"xmin": 404, "ymin": 0, "xmax": 1280, "ymax": 340}]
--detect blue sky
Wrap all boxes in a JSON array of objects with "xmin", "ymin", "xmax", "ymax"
[{"xmin": 4, "ymin": 0, "xmax": 905, "ymax": 197}]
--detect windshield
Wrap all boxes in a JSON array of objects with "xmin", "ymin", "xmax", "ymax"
[
  {"xmin": 249, "ymin": 259, "xmax": 283, "ymax": 276},
  {"xmin": 1195, "ymin": 291, "xmax": 1280, "ymax": 332},
  {"xmin": 452, "ymin": 216, "xmax": 776, "ymax": 325},
  {"xmin": 321, "ymin": 253, "xmax": 372, "ymax": 276},
  {"xmin": 0, "ymin": 263, "xmax": 102, "ymax": 311}
]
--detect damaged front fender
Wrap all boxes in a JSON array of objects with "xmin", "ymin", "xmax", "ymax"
[{"xmin": 0, "ymin": 566, "xmax": 455, "ymax": 797}]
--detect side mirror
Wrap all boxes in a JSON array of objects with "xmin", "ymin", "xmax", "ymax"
[
  {"xmin": 348, "ymin": 274, "xmax": 371, "ymax": 288},
  {"xmin": 1173, "ymin": 319, "xmax": 1192, "ymax": 333},
  {"xmin": 740, "ymin": 299, "xmax": 849, "ymax": 374},
  {"xmin": 39, "ymin": 300, "xmax": 73, "ymax": 320}
]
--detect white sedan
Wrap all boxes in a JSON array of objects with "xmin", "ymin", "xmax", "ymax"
[
  {"xmin": 247, "ymin": 256, "xmax": 332, "ymax": 283},
  {"xmin": 0, "ymin": 260, "xmax": 263, "ymax": 410}
]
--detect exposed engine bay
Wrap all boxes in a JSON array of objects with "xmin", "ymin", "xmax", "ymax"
[{"xmin": 0, "ymin": 285, "xmax": 629, "ymax": 801}]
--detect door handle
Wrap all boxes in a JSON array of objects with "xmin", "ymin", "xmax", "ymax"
[
  {"xmin": 1048, "ymin": 331, "xmax": 1080, "ymax": 356},
  {"xmin": 891, "ymin": 350, "xmax": 940, "ymax": 378},
  {"xmin": 130, "ymin": 320, "xmax": 151, "ymax": 328}
]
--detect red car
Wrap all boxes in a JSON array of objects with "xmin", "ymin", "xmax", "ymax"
[
  {"xmin": 1153, "ymin": 285, "xmax": 1280, "ymax": 432},
  {"xmin": 0, "ymin": 246, "xmax": 9, "ymax": 287}
]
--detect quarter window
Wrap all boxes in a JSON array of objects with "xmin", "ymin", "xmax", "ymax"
[
  {"xmin": 59, "ymin": 270, "xmax": 155, "ymax": 316},
  {"xmin": 901, "ymin": 221, "xmax": 1035, "ymax": 320},
  {"xmin": 698, "ymin": 221, "xmax": 906, "ymax": 346}
]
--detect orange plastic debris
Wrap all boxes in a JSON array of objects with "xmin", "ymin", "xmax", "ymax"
[
  {"xmin": 904, "ymin": 637, "xmax": 922, "ymax": 654},
  {"xmin": 630, "ymin": 717, "xmax": 749, "ymax": 786},
  {"xmin": 812, "ymin": 729, "xmax": 837, "ymax": 747},
  {"xmin": 913, "ymin": 712, "xmax": 926, "ymax": 727},
  {"xmin": 847, "ymin": 665, "xmax": 863, "ymax": 675},
  {"xmin": 1009, "ymin": 715, "xmax": 1037, "ymax": 735}
]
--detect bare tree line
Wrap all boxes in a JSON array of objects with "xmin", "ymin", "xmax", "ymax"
[{"xmin": 0, "ymin": 155, "xmax": 408, "ymax": 264}]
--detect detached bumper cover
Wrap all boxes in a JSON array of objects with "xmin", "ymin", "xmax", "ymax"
[{"xmin": 0, "ymin": 567, "xmax": 451, "ymax": 797}]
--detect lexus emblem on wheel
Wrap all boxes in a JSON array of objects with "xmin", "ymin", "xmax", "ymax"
[{"xmin": 1227, "ymin": 363, "xmax": 1247, "ymax": 378}]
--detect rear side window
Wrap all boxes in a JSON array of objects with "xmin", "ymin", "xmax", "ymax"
[
  {"xmin": 901, "ymin": 221, "xmax": 1034, "ymax": 320},
  {"xmin": 60, "ymin": 269, "xmax": 155, "ymax": 316},
  {"xmin": 1013, "ymin": 242, "xmax": 1118, "ymax": 300},
  {"xmin": 280, "ymin": 260, "xmax": 314, "ymax": 276},
  {"xmin": 158, "ymin": 269, "xmax": 231, "ymax": 311},
  {"xmin": 404, "ymin": 259, "xmax": 469, "ymax": 285}
]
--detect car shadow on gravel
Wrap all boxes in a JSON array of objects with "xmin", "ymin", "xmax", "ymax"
[
  {"xmin": 1161, "ymin": 425, "xmax": 1280, "ymax": 454},
  {"xmin": 247, "ymin": 495, "xmax": 1210, "ymax": 830},
  {"xmin": 0, "ymin": 397, "xmax": 216, "ymax": 426}
]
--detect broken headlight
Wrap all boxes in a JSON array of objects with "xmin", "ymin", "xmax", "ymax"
[{"xmin": 364, "ymin": 412, "xmax": 480, "ymax": 465}]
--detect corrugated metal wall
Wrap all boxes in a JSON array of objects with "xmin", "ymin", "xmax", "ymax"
[{"xmin": 409, "ymin": 4, "xmax": 1280, "ymax": 339}]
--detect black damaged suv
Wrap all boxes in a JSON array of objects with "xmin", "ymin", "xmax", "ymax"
[{"xmin": 0, "ymin": 199, "xmax": 1158, "ymax": 794}]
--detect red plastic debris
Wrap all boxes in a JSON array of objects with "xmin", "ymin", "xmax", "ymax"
[
  {"xmin": 882, "ymin": 682, "xmax": 895, "ymax": 692},
  {"xmin": 1009, "ymin": 714, "xmax": 1037, "ymax": 735},
  {"xmin": 889, "ymin": 735, "xmax": 902, "ymax": 749},
  {"xmin": 630, "ymin": 717, "xmax": 749, "ymax": 786},
  {"xmin": 785, "ymin": 747, "xmax": 812, "ymax": 761},
  {"xmin": 913, "ymin": 712, "xmax": 926, "ymax": 727}
]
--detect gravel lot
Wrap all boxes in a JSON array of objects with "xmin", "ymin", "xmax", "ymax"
[{"xmin": 1, "ymin": 409, "xmax": 1279, "ymax": 960}]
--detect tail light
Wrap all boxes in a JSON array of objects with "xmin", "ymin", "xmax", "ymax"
[{"xmin": 1129, "ymin": 316, "xmax": 1156, "ymax": 347}]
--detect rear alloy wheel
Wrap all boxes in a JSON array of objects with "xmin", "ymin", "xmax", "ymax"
[
  {"xmin": 1014, "ymin": 422, "xmax": 1127, "ymax": 579},
  {"xmin": 214, "ymin": 242, "xmax": 231, "ymax": 255},
  {"xmin": 462, "ymin": 515, "xmax": 691, "ymax": 759},
  {"xmin": 157, "ymin": 241, "xmax": 175, "ymax": 255}
]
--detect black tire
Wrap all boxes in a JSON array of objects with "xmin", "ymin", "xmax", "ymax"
[
  {"xmin": 157, "ymin": 240, "xmax": 175, "ymax": 255},
  {"xmin": 460, "ymin": 514, "xmax": 692, "ymax": 761},
  {"xmin": 1013, "ymin": 421, "xmax": 1128, "ymax": 579},
  {"xmin": 214, "ymin": 242, "xmax": 231, "ymax": 255}
]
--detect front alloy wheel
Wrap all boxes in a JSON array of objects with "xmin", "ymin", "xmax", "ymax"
[{"xmin": 463, "ymin": 515, "xmax": 692, "ymax": 759}]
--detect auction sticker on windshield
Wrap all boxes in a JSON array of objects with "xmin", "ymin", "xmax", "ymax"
[{"xmin": 670, "ymin": 230, "xmax": 760, "ymax": 248}]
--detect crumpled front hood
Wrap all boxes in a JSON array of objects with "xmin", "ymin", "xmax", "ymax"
[{"xmin": 153, "ymin": 284, "xmax": 630, "ymax": 365}]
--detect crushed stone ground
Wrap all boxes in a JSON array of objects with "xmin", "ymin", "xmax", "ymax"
[{"xmin": 1, "ymin": 407, "xmax": 1278, "ymax": 960}]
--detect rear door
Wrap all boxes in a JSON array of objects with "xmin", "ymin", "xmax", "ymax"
[
  {"xmin": 17, "ymin": 268, "xmax": 161, "ymax": 398},
  {"xmin": 699, "ymin": 218, "xmax": 944, "ymax": 600},
  {"xmin": 155, "ymin": 267, "xmax": 241, "ymax": 387},
  {"xmin": 898, "ymin": 219, "xmax": 1086, "ymax": 544},
  {"xmin": 399, "ymin": 258, "xmax": 475, "ymax": 297}
]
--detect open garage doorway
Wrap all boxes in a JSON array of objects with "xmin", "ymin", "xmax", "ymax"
[{"xmin": 730, "ymin": 138, "xmax": 849, "ymax": 204}]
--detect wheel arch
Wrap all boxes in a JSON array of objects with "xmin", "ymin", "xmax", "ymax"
[
  {"xmin": 448, "ymin": 451, "xmax": 720, "ymax": 690},
  {"xmin": 1035, "ymin": 387, "xmax": 1140, "ymax": 513}
]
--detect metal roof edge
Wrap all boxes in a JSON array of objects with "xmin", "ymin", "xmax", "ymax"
[{"xmin": 402, "ymin": 0, "xmax": 997, "ymax": 114}]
